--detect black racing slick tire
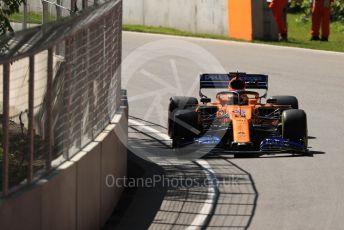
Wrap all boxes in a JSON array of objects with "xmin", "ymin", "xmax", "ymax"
[
  {"xmin": 269, "ymin": 95, "xmax": 299, "ymax": 109},
  {"xmin": 171, "ymin": 109, "xmax": 199, "ymax": 148},
  {"xmin": 282, "ymin": 109, "xmax": 308, "ymax": 147},
  {"xmin": 169, "ymin": 96, "xmax": 198, "ymax": 112},
  {"xmin": 168, "ymin": 96, "xmax": 198, "ymax": 137}
]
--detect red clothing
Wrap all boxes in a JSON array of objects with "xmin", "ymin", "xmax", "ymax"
[
  {"xmin": 269, "ymin": 0, "xmax": 288, "ymax": 35},
  {"xmin": 311, "ymin": 0, "xmax": 332, "ymax": 39}
]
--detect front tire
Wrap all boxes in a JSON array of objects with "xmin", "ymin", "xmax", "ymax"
[
  {"xmin": 282, "ymin": 109, "xmax": 308, "ymax": 148},
  {"xmin": 170, "ymin": 109, "xmax": 199, "ymax": 148},
  {"xmin": 168, "ymin": 96, "xmax": 198, "ymax": 138}
]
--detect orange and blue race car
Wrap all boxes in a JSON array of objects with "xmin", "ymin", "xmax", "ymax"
[{"xmin": 168, "ymin": 72, "xmax": 308, "ymax": 156}]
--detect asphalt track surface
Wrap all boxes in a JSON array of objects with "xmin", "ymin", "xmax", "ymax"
[{"xmin": 106, "ymin": 32, "xmax": 344, "ymax": 230}]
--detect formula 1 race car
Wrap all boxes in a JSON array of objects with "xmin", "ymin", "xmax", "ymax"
[{"xmin": 168, "ymin": 72, "xmax": 308, "ymax": 156}]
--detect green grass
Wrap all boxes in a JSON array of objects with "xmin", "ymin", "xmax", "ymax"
[
  {"xmin": 123, "ymin": 13, "xmax": 344, "ymax": 52},
  {"xmin": 122, "ymin": 24, "xmax": 239, "ymax": 42},
  {"xmin": 256, "ymin": 13, "xmax": 344, "ymax": 52},
  {"xmin": 10, "ymin": 11, "xmax": 56, "ymax": 24}
]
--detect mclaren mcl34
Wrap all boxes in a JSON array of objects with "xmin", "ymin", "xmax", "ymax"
[{"xmin": 168, "ymin": 72, "xmax": 309, "ymax": 156}]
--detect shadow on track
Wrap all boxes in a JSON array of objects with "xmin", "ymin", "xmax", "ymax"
[
  {"xmin": 199, "ymin": 155, "xmax": 258, "ymax": 230},
  {"xmin": 104, "ymin": 118, "xmax": 216, "ymax": 229},
  {"xmin": 104, "ymin": 117, "xmax": 323, "ymax": 230},
  {"xmin": 103, "ymin": 150, "xmax": 167, "ymax": 230}
]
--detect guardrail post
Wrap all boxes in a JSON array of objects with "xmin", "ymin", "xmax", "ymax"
[
  {"xmin": 56, "ymin": 0, "xmax": 62, "ymax": 19},
  {"xmin": 55, "ymin": 0, "xmax": 62, "ymax": 55},
  {"xmin": 42, "ymin": 0, "xmax": 49, "ymax": 25},
  {"xmin": 86, "ymin": 29, "xmax": 94, "ymax": 140},
  {"xmin": 23, "ymin": 2, "xmax": 28, "ymax": 30},
  {"xmin": 2, "ymin": 63, "xmax": 10, "ymax": 196},
  {"xmin": 28, "ymin": 56, "xmax": 35, "ymax": 183},
  {"xmin": 46, "ymin": 49, "xmax": 53, "ymax": 169},
  {"xmin": 71, "ymin": 0, "xmax": 77, "ymax": 14},
  {"xmin": 82, "ymin": 0, "xmax": 88, "ymax": 9}
]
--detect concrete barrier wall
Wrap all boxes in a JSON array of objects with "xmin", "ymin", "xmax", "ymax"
[
  {"xmin": 123, "ymin": 0, "xmax": 279, "ymax": 39},
  {"xmin": 22, "ymin": 0, "xmax": 278, "ymax": 40},
  {"xmin": 123, "ymin": 0, "xmax": 229, "ymax": 36},
  {"xmin": 0, "ymin": 107, "xmax": 128, "ymax": 230}
]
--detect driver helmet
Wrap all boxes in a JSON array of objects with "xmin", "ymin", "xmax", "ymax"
[{"xmin": 228, "ymin": 74, "xmax": 246, "ymax": 91}]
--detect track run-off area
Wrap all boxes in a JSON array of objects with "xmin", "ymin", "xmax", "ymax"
[{"xmin": 107, "ymin": 32, "xmax": 344, "ymax": 230}]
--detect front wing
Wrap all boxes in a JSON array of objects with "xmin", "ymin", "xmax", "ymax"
[{"xmin": 180, "ymin": 136, "xmax": 308, "ymax": 155}]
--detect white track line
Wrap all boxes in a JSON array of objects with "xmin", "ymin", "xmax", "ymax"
[
  {"xmin": 187, "ymin": 159, "xmax": 217, "ymax": 230},
  {"xmin": 129, "ymin": 119, "xmax": 170, "ymax": 140},
  {"xmin": 129, "ymin": 118, "xmax": 217, "ymax": 229}
]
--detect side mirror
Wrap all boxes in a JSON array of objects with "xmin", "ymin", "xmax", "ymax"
[
  {"xmin": 266, "ymin": 98, "xmax": 277, "ymax": 104},
  {"xmin": 201, "ymin": 97, "xmax": 211, "ymax": 104}
]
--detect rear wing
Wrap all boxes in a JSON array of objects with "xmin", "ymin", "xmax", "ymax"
[{"xmin": 200, "ymin": 73, "xmax": 268, "ymax": 90}]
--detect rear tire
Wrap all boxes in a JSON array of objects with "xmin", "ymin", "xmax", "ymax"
[
  {"xmin": 282, "ymin": 109, "xmax": 307, "ymax": 148},
  {"xmin": 269, "ymin": 95, "xmax": 299, "ymax": 109}
]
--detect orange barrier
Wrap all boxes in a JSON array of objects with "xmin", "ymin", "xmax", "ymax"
[{"xmin": 228, "ymin": 0, "xmax": 253, "ymax": 41}]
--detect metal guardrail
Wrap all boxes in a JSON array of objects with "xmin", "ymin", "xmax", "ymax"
[{"xmin": 0, "ymin": 0, "xmax": 122, "ymax": 196}]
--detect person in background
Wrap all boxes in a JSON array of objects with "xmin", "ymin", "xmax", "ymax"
[
  {"xmin": 269, "ymin": 0, "xmax": 289, "ymax": 41},
  {"xmin": 311, "ymin": 0, "xmax": 333, "ymax": 41}
]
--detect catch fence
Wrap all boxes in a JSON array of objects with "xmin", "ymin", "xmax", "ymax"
[{"xmin": 0, "ymin": 0, "xmax": 122, "ymax": 196}]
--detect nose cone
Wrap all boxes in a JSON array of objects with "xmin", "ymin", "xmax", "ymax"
[{"xmin": 232, "ymin": 117, "xmax": 250, "ymax": 143}]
